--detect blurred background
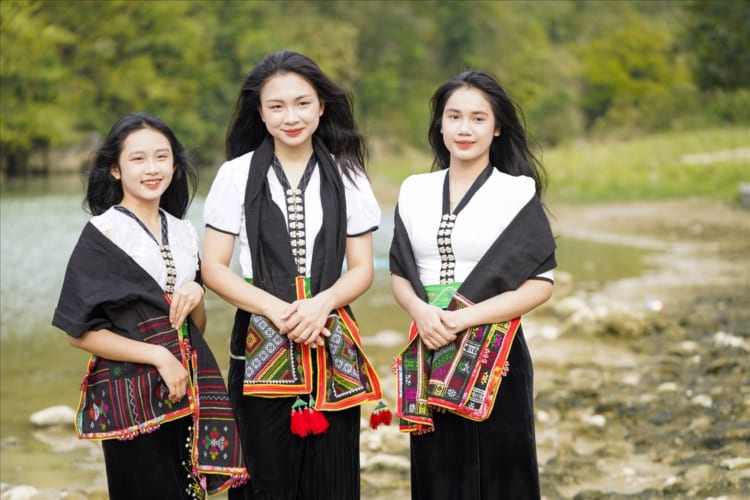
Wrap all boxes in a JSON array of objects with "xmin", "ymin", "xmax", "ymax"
[{"xmin": 1, "ymin": 1, "xmax": 748, "ymax": 498}]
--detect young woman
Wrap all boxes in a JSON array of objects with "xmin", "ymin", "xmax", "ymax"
[
  {"xmin": 53, "ymin": 112, "xmax": 247, "ymax": 499},
  {"xmin": 201, "ymin": 51, "xmax": 384, "ymax": 499},
  {"xmin": 390, "ymin": 71, "xmax": 556, "ymax": 499}
]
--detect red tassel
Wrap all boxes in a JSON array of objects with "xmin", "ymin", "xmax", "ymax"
[
  {"xmin": 307, "ymin": 397, "xmax": 329, "ymax": 435},
  {"xmin": 369, "ymin": 400, "xmax": 393, "ymax": 430},
  {"xmin": 290, "ymin": 398, "xmax": 311, "ymax": 437}
]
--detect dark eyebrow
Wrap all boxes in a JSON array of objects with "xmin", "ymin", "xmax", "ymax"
[
  {"xmin": 445, "ymin": 108, "xmax": 490, "ymax": 116},
  {"xmin": 128, "ymin": 148, "xmax": 171, "ymax": 155},
  {"xmin": 264, "ymin": 94, "xmax": 315, "ymax": 104}
]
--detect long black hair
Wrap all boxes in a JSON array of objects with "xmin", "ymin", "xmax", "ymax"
[
  {"xmin": 85, "ymin": 112, "xmax": 197, "ymax": 218},
  {"xmin": 428, "ymin": 71, "xmax": 547, "ymax": 196},
  {"xmin": 225, "ymin": 51, "xmax": 367, "ymax": 178}
]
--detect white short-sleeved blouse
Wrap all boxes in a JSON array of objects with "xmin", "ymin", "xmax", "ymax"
[
  {"xmin": 203, "ymin": 151, "xmax": 381, "ymax": 279},
  {"xmin": 91, "ymin": 207, "xmax": 200, "ymax": 290},
  {"xmin": 397, "ymin": 168, "xmax": 554, "ymax": 286}
]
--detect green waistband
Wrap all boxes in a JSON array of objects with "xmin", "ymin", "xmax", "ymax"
[{"xmin": 424, "ymin": 282, "xmax": 462, "ymax": 309}]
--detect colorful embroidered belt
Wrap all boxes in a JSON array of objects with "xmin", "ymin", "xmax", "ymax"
[
  {"xmin": 76, "ymin": 316, "xmax": 194, "ymax": 439},
  {"xmin": 396, "ymin": 288, "xmax": 520, "ymax": 433},
  {"xmin": 242, "ymin": 276, "xmax": 382, "ymax": 411},
  {"xmin": 423, "ymin": 281, "xmax": 462, "ymax": 309},
  {"xmin": 75, "ymin": 308, "xmax": 248, "ymax": 493}
]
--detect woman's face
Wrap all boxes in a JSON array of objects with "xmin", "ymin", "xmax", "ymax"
[
  {"xmin": 440, "ymin": 85, "xmax": 500, "ymax": 169},
  {"xmin": 111, "ymin": 127, "xmax": 174, "ymax": 210},
  {"xmin": 259, "ymin": 71, "xmax": 324, "ymax": 155}
]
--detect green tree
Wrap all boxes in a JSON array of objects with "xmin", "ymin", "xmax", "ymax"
[
  {"xmin": 578, "ymin": 11, "xmax": 690, "ymax": 131},
  {"xmin": 1, "ymin": 1, "xmax": 78, "ymax": 173},
  {"xmin": 682, "ymin": 0, "xmax": 750, "ymax": 91}
]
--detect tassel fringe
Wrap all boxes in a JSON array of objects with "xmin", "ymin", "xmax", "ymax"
[
  {"xmin": 369, "ymin": 400, "xmax": 393, "ymax": 430},
  {"xmin": 290, "ymin": 396, "xmax": 329, "ymax": 437}
]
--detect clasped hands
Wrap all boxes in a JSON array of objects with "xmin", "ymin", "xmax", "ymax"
[
  {"xmin": 272, "ymin": 293, "xmax": 334, "ymax": 348},
  {"xmin": 412, "ymin": 301, "xmax": 466, "ymax": 350}
]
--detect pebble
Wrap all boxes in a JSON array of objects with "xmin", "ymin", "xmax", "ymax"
[
  {"xmin": 1, "ymin": 485, "xmax": 38, "ymax": 500},
  {"xmin": 29, "ymin": 405, "xmax": 76, "ymax": 427},
  {"xmin": 720, "ymin": 457, "xmax": 750, "ymax": 470}
]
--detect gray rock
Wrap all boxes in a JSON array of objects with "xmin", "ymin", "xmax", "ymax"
[{"xmin": 29, "ymin": 405, "xmax": 76, "ymax": 427}]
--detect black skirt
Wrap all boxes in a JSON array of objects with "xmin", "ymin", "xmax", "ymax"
[
  {"xmin": 409, "ymin": 333, "xmax": 541, "ymax": 500},
  {"xmin": 102, "ymin": 416, "xmax": 203, "ymax": 499},
  {"xmin": 227, "ymin": 357, "xmax": 361, "ymax": 500}
]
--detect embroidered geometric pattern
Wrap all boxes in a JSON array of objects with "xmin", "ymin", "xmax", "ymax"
[
  {"xmin": 76, "ymin": 317, "xmax": 192, "ymax": 439},
  {"xmin": 194, "ymin": 366, "xmax": 244, "ymax": 473},
  {"xmin": 244, "ymin": 277, "xmax": 382, "ymax": 410},
  {"xmin": 242, "ymin": 314, "xmax": 311, "ymax": 393},
  {"xmin": 396, "ymin": 293, "xmax": 521, "ymax": 432},
  {"xmin": 318, "ymin": 314, "xmax": 369, "ymax": 403},
  {"xmin": 314, "ymin": 307, "xmax": 383, "ymax": 411}
]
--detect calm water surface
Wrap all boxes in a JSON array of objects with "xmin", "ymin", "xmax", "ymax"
[{"xmin": 0, "ymin": 177, "xmax": 656, "ymax": 490}]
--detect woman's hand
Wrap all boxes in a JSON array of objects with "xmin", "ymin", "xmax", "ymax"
[
  {"xmin": 169, "ymin": 281, "xmax": 204, "ymax": 329},
  {"xmin": 153, "ymin": 346, "xmax": 189, "ymax": 403},
  {"xmin": 411, "ymin": 300, "xmax": 458, "ymax": 350},
  {"xmin": 279, "ymin": 292, "xmax": 333, "ymax": 347}
]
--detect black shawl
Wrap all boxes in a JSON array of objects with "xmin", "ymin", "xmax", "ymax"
[
  {"xmin": 244, "ymin": 135, "xmax": 347, "ymax": 301},
  {"xmin": 53, "ymin": 223, "xmax": 248, "ymax": 494}
]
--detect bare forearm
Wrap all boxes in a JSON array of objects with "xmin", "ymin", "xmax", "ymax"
[
  {"xmin": 316, "ymin": 264, "xmax": 373, "ymax": 313},
  {"xmin": 68, "ymin": 329, "xmax": 167, "ymax": 365},
  {"xmin": 202, "ymin": 262, "xmax": 286, "ymax": 317},
  {"xmin": 454, "ymin": 279, "xmax": 553, "ymax": 330}
]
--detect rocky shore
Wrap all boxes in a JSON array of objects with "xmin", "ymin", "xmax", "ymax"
[{"xmin": 3, "ymin": 199, "xmax": 748, "ymax": 499}]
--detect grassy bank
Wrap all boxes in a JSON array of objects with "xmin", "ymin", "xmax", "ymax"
[{"xmin": 369, "ymin": 126, "xmax": 750, "ymax": 206}]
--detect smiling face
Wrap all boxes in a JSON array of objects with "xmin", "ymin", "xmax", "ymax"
[
  {"xmin": 441, "ymin": 85, "xmax": 500, "ymax": 170},
  {"xmin": 258, "ymin": 71, "xmax": 324, "ymax": 156},
  {"xmin": 110, "ymin": 127, "xmax": 174, "ymax": 211}
]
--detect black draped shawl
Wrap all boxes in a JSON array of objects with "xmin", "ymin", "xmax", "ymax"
[
  {"xmin": 244, "ymin": 135, "xmax": 347, "ymax": 301},
  {"xmin": 53, "ymin": 223, "xmax": 248, "ymax": 494}
]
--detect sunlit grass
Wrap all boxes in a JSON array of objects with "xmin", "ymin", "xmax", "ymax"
[
  {"xmin": 368, "ymin": 127, "xmax": 750, "ymax": 205},
  {"xmin": 544, "ymin": 126, "xmax": 750, "ymax": 203}
]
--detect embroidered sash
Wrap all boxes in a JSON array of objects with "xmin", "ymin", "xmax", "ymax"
[
  {"xmin": 76, "ymin": 318, "xmax": 193, "ymax": 439},
  {"xmin": 243, "ymin": 277, "xmax": 382, "ymax": 410},
  {"xmin": 396, "ymin": 292, "xmax": 520, "ymax": 433}
]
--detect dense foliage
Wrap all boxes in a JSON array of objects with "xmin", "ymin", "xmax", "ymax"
[{"xmin": 1, "ymin": 0, "xmax": 748, "ymax": 173}]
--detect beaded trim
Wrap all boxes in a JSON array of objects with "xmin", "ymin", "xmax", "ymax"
[
  {"xmin": 113, "ymin": 205, "xmax": 177, "ymax": 296},
  {"xmin": 271, "ymin": 155, "xmax": 317, "ymax": 276},
  {"xmin": 437, "ymin": 165, "xmax": 494, "ymax": 284},
  {"xmin": 437, "ymin": 213, "xmax": 457, "ymax": 283}
]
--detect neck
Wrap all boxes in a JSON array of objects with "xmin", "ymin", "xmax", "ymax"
[
  {"xmin": 449, "ymin": 157, "xmax": 488, "ymax": 184},
  {"xmin": 118, "ymin": 199, "xmax": 161, "ymax": 226},
  {"xmin": 274, "ymin": 140, "xmax": 314, "ymax": 166}
]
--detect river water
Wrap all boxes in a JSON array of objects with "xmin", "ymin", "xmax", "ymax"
[{"xmin": 0, "ymin": 175, "xmax": 656, "ymax": 494}]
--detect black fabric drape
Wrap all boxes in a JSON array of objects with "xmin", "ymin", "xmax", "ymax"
[{"xmin": 243, "ymin": 135, "xmax": 347, "ymax": 302}]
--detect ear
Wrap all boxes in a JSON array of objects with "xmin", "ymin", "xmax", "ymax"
[
  {"xmin": 258, "ymin": 107, "xmax": 266, "ymax": 124},
  {"xmin": 319, "ymin": 100, "xmax": 325, "ymax": 117},
  {"xmin": 494, "ymin": 126, "xmax": 502, "ymax": 137},
  {"xmin": 110, "ymin": 164, "xmax": 121, "ymax": 180}
]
